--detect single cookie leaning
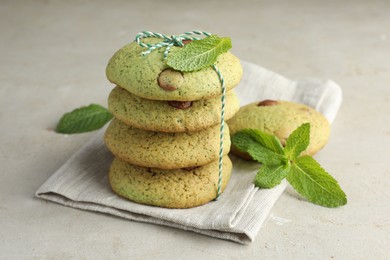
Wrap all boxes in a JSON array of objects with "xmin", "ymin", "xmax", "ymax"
[
  {"xmin": 109, "ymin": 156, "xmax": 232, "ymax": 208},
  {"xmin": 105, "ymin": 38, "xmax": 243, "ymax": 101},
  {"xmin": 227, "ymin": 100, "xmax": 330, "ymax": 157},
  {"xmin": 108, "ymin": 86, "xmax": 240, "ymax": 132},
  {"xmin": 104, "ymin": 118, "xmax": 231, "ymax": 169}
]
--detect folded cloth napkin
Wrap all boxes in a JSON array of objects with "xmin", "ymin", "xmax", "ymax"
[{"xmin": 36, "ymin": 61, "xmax": 342, "ymax": 244}]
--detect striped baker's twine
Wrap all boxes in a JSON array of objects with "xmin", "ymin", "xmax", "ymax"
[
  {"xmin": 135, "ymin": 31, "xmax": 211, "ymax": 59},
  {"xmin": 135, "ymin": 31, "xmax": 226, "ymax": 199},
  {"xmin": 212, "ymin": 64, "xmax": 226, "ymax": 199}
]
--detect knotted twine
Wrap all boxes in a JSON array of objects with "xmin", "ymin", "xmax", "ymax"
[{"xmin": 135, "ymin": 31, "xmax": 226, "ymax": 199}]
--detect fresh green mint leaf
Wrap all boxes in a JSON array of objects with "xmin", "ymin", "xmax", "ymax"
[
  {"xmin": 56, "ymin": 104, "xmax": 112, "ymax": 134},
  {"xmin": 239, "ymin": 128, "xmax": 284, "ymax": 154},
  {"xmin": 286, "ymin": 156, "xmax": 347, "ymax": 208},
  {"xmin": 167, "ymin": 35, "xmax": 232, "ymax": 72},
  {"xmin": 255, "ymin": 162, "xmax": 290, "ymax": 189},
  {"xmin": 232, "ymin": 123, "xmax": 346, "ymax": 208},
  {"xmin": 231, "ymin": 130, "xmax": 286, "ymax": 165},
  {"xmin": 284, "ymin": 122, "xmax": 310, "ymax": 160}
]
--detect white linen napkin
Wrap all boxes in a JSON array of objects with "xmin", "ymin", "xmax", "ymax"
[{"xmin": 35, "ymin": 61, "xmax": 342, "ymax": 244}]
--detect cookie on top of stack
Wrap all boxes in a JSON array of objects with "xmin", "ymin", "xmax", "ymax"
[{"xmin": 104, "ymin": 35, "xmax": 243, "ymax": 208}]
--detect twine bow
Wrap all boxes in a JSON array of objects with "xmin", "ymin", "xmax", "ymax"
[
  {"xmin": 134, "ymin": 31, "xmax": 226, "ymax": 199},
  {"xmin": 135, "ymin": 31, "xmax": 212, "ymax": 59}
]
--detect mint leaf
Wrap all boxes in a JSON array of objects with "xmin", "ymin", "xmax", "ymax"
[
  {"xmin": 232, "ymin": 128, "xmax": 284, "ymax": 154},
  {"xmin": 255, "ymin": 162, "xmax": 290, "ymax": 188},
  {"xmin": 232, "ymin": 123, "xmax": 347, "ymax": 208},
  {"xmin": 232, "ymin": 130, "xmax": 286, "ymax": 165},
  {"xmin": 286, "ymin": 156, "xmax": 347, "ymax": 207},
  {"xmin": 56, "ymin": 104, "xmax": 112, "ymax": 134},
  {"xmin": 167, "ymin": 35, "xmax": 232, "ymax": 72},
  {"xmin": 284, "ymin": 122, "xmax": 310, "ymax": 160},
  {"xmin": 238, "ymin": 129, "xmax": 284, "ymax": 154}
]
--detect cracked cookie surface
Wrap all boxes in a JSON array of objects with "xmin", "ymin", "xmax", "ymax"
[
  {"xmin": 105, "ymin": 38, "xmax": 243, "ymax": 101},
  {"xmin": 227, "ymin": 100, "xmax": 330, "ymax": 157},
  {"xmin": 109, "ymin": 156, "xmax": 232, "ymax": 208},
  {"xmin": 104, "ymin": 118, "xmax": 231, "ymax": 169},
  {"xmin": 108, "ymin": 86, "xmax": 239, "ymax": 132}
]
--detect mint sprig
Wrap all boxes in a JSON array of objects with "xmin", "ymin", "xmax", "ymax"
[
  {"xmin": 231, "ymin": 123, "xmax": 347, "ymax": 208},
  {"xmin": 56, "ymin": 104, "xmax": 112, "ymax": 134},
  {"xmin": 166, "ymin": 35, "xmax": 232, "ymax": 72}
]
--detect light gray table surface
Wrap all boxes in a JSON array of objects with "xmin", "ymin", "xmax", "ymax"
[{"xmin": 1, "ymin": 0, "xmax": 389, "ymax": 259}]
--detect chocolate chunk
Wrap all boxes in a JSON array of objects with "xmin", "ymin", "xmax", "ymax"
[
  {"xmin": 182, "ymin": 39, "xmax": 192, "ymax": 45},
  {"xmin": 168, "ymin": 101, "xmax": 192, "ymax": 109},
  {"xmin": 257, "ymin": 100, "xmax": 279, "ymax": 106},
  {"xmin": 158, "ymin": 69, "xmax": 184, "ymax": 91}
]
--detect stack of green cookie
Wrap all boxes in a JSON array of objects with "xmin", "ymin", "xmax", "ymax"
[{"xmin": 104, "ymin": 39, "xmax": 243, "ymax": 208}]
